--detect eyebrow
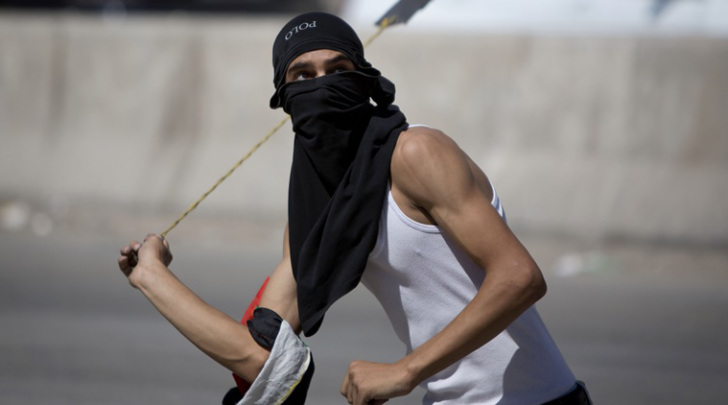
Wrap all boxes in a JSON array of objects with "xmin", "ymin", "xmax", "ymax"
[
  {"xmin": 286, "ymin": 60, "xmax": 313, "ymax": 76},
  {"xmin": 326, "ymin": 54, "xmax": 353, "ymax": 66}
]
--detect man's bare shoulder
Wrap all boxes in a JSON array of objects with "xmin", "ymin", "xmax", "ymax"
[
  {"xmin": 392, "ymin": 126, "xmax": 493, "ymax": 207},
  {"xmin": 391, "ymin": 126, "xmax": 473, "ymax": 207},
  {"xmin": 394, "ymin": 126, "xmax": 460, "ymax": 167}
]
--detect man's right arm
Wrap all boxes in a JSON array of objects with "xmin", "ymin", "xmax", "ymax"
[{"xmin": 117, "ymin": 225, "xmax": 300, "ymax": 383}]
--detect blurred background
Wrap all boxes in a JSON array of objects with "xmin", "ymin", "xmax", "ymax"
[{"xmin": 1, "ymin": 0, "xmax": 727, "ymax": 403}]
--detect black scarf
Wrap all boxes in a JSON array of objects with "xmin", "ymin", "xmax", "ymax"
[
  {"xmin": 270, "ymin": 12, "xmax": 408, "ymax": 336},
  {"xmin": 280, "ymin": 71, "xmax": 407, "ymax": 336}
]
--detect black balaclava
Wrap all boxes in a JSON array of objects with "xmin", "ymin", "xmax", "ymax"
[{"xmin": 271, "ymin": 12, "xmax": 408, "ymax": 337}]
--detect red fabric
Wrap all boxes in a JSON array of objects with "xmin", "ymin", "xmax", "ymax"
[{"xmin": 232, "ymin": 277, "xmax": 270, "ymax": 395}]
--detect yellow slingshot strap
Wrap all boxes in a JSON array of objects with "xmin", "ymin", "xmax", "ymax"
[{"xmin": 159, "ymin": 17, "xmax": 397, "ymax": 238}]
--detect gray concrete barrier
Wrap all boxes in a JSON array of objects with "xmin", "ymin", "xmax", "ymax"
[{"xmin": 1, "ymin": 12, "xmax": 726, "ymax": 244}]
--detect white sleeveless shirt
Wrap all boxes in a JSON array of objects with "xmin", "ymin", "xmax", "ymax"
[{"xmin": 361, "ymin": 184, "xmax": 576, "ymax": 404}]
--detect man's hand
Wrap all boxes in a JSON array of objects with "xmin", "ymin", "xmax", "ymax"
[
  {"xmin": 117, "ymin": 234, "xmax": 173, "ymax": 288},
  {"xmin": 340, "ymin": 360, "xmax": 415, "ymax": 405}
]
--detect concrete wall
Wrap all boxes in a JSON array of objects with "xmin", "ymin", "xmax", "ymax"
[{"xmin": 1, "ymin": 12, "xmax": 727, "ymax": 244}]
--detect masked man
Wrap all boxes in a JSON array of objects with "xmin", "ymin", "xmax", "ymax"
[{"xmin": 118, "ymin": 12, "xmax": 591, "ymax": 405}]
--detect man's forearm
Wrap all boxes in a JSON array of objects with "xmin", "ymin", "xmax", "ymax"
[
  {"xmin": 400, "ymin": 270, "xmax": 546, "ymax": 386},
  {"xmin": 135, "ymin": 261, "xmax": 267, "ymax": 382},
  {"xmin": 340, "ymin": 270, "xmax": 545, "ymax": 404}
]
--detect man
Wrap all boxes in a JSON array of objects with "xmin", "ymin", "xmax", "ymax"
[{"xmin": 118, "ymin": 12, "xmax": 591, "ymax": 405}]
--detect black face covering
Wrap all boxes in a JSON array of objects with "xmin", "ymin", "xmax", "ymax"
[
  {"xmin": 280, "ymin": 71, "xmax": 377, "ymax": 192},
  {"xmin": 272, "ymin": 13, "xmax": 408, "ymax": 337},
  {"xmin": 280, "ymin": 72, "xmax": 375, "ymax": 139}
]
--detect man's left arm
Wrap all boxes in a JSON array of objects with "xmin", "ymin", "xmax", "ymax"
[{"xmin": 340, "ymin": 128, "xmax": 547, "ymax": 405}]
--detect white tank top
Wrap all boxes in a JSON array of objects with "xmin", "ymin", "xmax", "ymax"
[{"xmin": 361, "ymin": 184, "xmax": 576, "ymax": 404}]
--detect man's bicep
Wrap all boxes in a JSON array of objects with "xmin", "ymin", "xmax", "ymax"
[
  {"xmin": 258, "ymin": 225, "xmax": 300, "ymax": 333},
  {"xmin": 397, "ymin": 130, "xmax": 531, "ymax": 273}
]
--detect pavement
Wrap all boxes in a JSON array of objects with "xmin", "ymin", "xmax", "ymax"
[{"xmin": 1, "ymin": 204, "xmax": 727, "ymax": 404}]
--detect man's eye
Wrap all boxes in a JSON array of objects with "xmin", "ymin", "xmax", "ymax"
[{"xmin": 294, "ymin": 72, "xmax": 312, "ymax": 81}]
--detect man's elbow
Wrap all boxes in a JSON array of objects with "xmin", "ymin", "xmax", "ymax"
[
  {"xmin": 525, "ymin": 264, "xmax": 547, "ymax": 303},
  {"xmin": 217, "ymin": 335, "xmax": 270, "ymax": 383},
  {"xmin": 511, "ymin": 262, "xmax": 547, "ymax": 305}
]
